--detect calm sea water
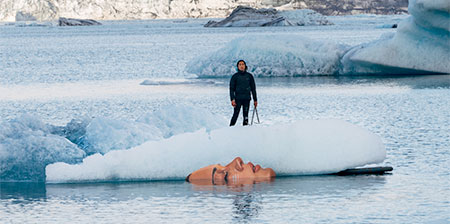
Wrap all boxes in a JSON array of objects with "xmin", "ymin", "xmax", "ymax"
[{"xmin": 1, "ymin": 16, "xmax": 449, "ymax": 223}]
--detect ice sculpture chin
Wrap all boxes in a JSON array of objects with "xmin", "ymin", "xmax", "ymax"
[{"xmin": 341, "ymin": 0, "xmax": 450, "ymax": 75}]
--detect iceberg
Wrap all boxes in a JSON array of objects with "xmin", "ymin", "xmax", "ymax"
[
  {"xmin": 204, "ymin": 6, "xmax": 332, "ymax": 27},
  {"xmin": 188, "ymin": 0, "xmax": 449, "ymax": 76},
  {"xmin": 46, "ymin": 119, "xmax": 386, "ymax": 183},
  {"xmin": 0, "ymin": 105, "xmax": 226, "ymax": 182},
  {"xmin": 341, "ymin": 0, "xmax": 450, "ymax": 74},
  {"xmin": 186, "ymin": 34, "xmax": 348, "ymax": 77},
  {"xmin": 0, "ymin": 115, "xmax": 85, "ymax": 182}
]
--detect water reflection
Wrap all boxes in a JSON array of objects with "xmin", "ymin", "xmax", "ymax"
[
  {"xmin": 0, "ymin": 175, "xmax": 388, "ymax": 201},
  {"xmin": 232, "ymin": 192, "xmax": 262, "ymax": 223},
  {"xmin": 0, "ymin": 182, "xmax": 46, "ymax": 201},
  {"xmin": 1, "ymin": 175, "xmax": 390, "ymax": 223}
]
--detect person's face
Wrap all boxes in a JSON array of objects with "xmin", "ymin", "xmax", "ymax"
[
  {"xmin": 238, "ymin": 61, "xmax": 246, "ymax": 72},
  {"xmin": 187, "ymin": 157, "xmax": 275, "ymax": 185}
]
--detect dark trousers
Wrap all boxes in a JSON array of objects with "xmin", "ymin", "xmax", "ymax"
[{"xmin": 230, "ymin": 99, "xmax": 251, "ymax": 126}]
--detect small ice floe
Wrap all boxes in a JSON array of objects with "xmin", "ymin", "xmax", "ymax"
[
  {"xmin": 58, "ymin": 17, "xmax": 102, "ymax": 26},
  {"xmin": 204, "ymin": 5, "xmax": 332, "ymax": 27},
  {"xmin": 140, "ymin": 79, "xmax": 216, "ymax": 85}
]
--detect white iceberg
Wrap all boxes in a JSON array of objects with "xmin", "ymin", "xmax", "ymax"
[
  {"xmin": 46, "ymin": 119, "xmax": 386, "ymax": 183},
  {"xmin": 186, "ymin": 35, "xmax": 348, "ymax": 77},
  {"xmin": 189, "ymin": 0, "xmax": 449, "ymax": 76},
  {"xmin": 341, "ymin": 0, "xmax": 450, "ymax": 74}
]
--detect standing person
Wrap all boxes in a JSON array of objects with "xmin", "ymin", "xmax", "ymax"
[{"xmin": 229, "ymin": 60, "xmax": 257, "ymax": 126}]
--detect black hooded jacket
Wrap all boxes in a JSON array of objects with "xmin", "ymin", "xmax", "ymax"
[{"xmin": 229, "ymin": 70, "xmax": 257, "ymax": 101}]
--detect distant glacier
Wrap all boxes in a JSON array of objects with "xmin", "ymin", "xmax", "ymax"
[{"xmin": 1, "ymin": 0, "xmax": 408, "ymax": 22}]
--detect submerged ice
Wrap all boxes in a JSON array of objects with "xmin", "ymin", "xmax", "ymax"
[{"xmin": 46, "ymin": 119, "xmax": 386, "ymax": 183}]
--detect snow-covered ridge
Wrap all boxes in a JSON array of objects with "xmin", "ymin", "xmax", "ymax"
[{"xmin": 0, "ymin": 0, "xmax": 408, "ymax": 22}]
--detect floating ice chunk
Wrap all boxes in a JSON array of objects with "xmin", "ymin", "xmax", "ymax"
[
  {"xmin": 140, "ymin": 79, "xmax": 216, "ymax": 85},
  {"xmin": 341, "ymin": 0, "xmax": 450, "ymax": 74},
  {"xmin": 186, "ymin": 35, "xmax": 348, "ymax": 77},
  {"xmin": 46, "ymin": 119, "xmax": 386, "ymax": 183},
  {"xmin": 0, "ymin": 115, "xmax": 85, "ymax": 181},
  {"xmin": 204, "ymin": 6, "xmax": 332, "ymax": 27}
]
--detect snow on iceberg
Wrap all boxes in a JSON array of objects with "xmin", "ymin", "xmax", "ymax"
[
  {"xmin": 204, "ymin": 6, "xmax": 332, "ymax": 27},
  {"xmin": 186, "ymin": 34, "xmax": 348, "ymax": 77},
  {"xmin": 341, "ymin": 0, "xmax": 450, "ymax": 74},
  {"xmin": 46, "ymin": 119, "xmax": 386, "ymax": 183},
  {"xmin": 0, "ymin": 115, "xmax": 85, "ymax": 182}
]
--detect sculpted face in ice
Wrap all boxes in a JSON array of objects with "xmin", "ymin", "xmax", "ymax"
[{"xmin": 186, "ymin": 157, "xmax": 276, "ymax": 185}]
